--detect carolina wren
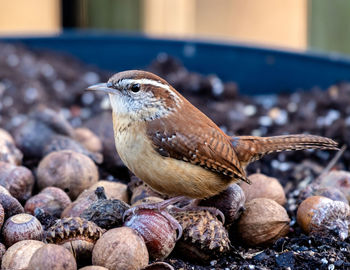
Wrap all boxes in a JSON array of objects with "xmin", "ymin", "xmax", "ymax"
[{"xmin": 87, "ymin": 70, "xmax": 338, "ymax": 199}]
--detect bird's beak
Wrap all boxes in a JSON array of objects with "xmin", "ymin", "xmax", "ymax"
[{"xmin": 86, "ymin": 83, "xmax": 118, "ymax": 94}]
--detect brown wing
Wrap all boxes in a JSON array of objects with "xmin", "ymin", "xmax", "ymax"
[{"xmin": 146, "ymin": 101, "xmax": 249, "ymax": 183}]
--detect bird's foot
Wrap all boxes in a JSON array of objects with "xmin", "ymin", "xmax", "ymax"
[
  {"xmin": 170, "ymin": 198, "xmax": 225, "ymax": 224},
  {"xmin": 123, "ymin": 196, "xmax": 186, "ymax": 240}
]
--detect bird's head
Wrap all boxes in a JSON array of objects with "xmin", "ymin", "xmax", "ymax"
[{"xmin": 87, "ymin": 70, "xmax": 183, "ymax": 121}]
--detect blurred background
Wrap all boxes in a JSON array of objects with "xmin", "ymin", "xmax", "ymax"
[{"xmin": 0, "ymin": 0, "xmax": 349, "ymax": 55}]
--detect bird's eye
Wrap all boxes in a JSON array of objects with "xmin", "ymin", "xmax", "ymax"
[{"xmin": 131, "ymin": 84, "xmax": 140, "ymax": 92}]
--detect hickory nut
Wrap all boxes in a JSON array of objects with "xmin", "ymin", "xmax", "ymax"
[
  {"xmin": 92, "ymin": 227, "xmax": 149, "ymax": 270},
  {"xmin": 236, "ymin": 198, "xmax": 290, "ymax": 246},
  {"xmin": 297, "ymin": 195, "xmax": 350, "ymax": 240},
  {"xmin": 240, "ymin": 173, "xmax": 286, "ymax": 205},
  {"xmin": 74, "ymin": 127, "xmax": 103, "ymax": 153},
  {"xmin": 37, "ymin": 150, "xmax": 99, "ymax": 200}
]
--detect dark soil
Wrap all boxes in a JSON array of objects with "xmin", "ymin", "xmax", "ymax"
[{"xmin": 1, "ymin": 42, "xmax": 350, "ymax": 270}]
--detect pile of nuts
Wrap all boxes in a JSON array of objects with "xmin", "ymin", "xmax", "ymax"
[{"xmin": 0, "ymin": 43, "xmax": 350, "ymax": 269}]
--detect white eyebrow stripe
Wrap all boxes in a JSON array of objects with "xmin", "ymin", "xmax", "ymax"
[{"xmin": 120, "ymin": 79, "xmax": 170, "ymax": 91}]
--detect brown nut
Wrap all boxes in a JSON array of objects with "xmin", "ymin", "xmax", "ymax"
[
  {"xmin": 0, "ymin": 136, "xmax": 23, "ymax": 165},
  {"xmin": 0, "ymin": 203, "xmax": 4, "ymax": 230},
  {"xmin": 43, "ymin": 135, "xmax": 103, "ymax": 164},
  {"xmin": 0, "ymin": 186, "xmax": 24, "ymax": 218},
  {"xmin": 25, "ymin": 187, "xmax": 72, "ymax": 218},
  {"xmin": 46, "ymin": 217, "xmax": 105, "ymax": 265},
  {"xmin": 142, "ymin": 262, "xmax": 174, "ymax": 270},
  {"xmin": 199, "ymin": 183, "xmax": 246, "ymax": 226},
  {"xmin": 37, "ymin": 150, "xmax": 99, "ymax": 200},
  {"xmin": 172, "ymin": 210, "xmax": 230, "ymax": 262},
  {"xmin": 2, "ymin": 213, "xmax": 43, "ymax": 247},
  {"xmin": 80, "ymin": 187, "xmax": 129, "ymax": 229},
  {"xmin": 312, "ymin": 187, "xmax": 348, "ymax": 204},
  {"xmin": 130, "ymin": 181, "xmax": 165, "ymax": 205},
  {"xmin": 240, "ymin": 173, "xmax": 286, "ymax": 205},
  {"xmin": 89, "ymin": 180, "xmax": 129, "ymax": 203},
  {"xmin": 124, "ymin": 208, "xmax": 178, "ymax": 260},
  {"xmin": 92, "ymin": 227, "xmax": 149, "ymax": 270},
  {"xmin": 236, "ymin": 198, "xmax": 290, "ymax": 246},
  {"xmin": 74, "ymin": 127, "xmax": 103, "ymax": 153},
  {"xmin": 1, "ymin": 240, "xmax": 45, "ymax": 270},
  {"xmin": 28, "ymin": 244, "xmax": 77, "ymax": 270},
  {"xmin": 318, "ymin": 170, "xmax": 350, "ymax": 201},
  {"xmin": 0, "ymin": 161, "xmax": 34, "ymax": 201},
  {"xmin": 297, "ymin": 195, "xmax": 350, "ymax": 240}
]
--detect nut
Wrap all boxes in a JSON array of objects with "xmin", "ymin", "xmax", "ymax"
[
  {"xmin": 142, "ymin": 262, "xmax": 174, "ymax": 270},
  {"xmin": 240, "ymin": 173, "xmax": 286, "ymax": 205},
  {"xmin": 37, "ymin": 150, "xmax": 99, "ymax": 200},
  {"xmin": 199, "ymin": 183, "xmax": 246, "ymax": 226},
  {"xmin": 0, "ymin": 203, "xmax": 5, "ymax": 229},
  {"xmin": 80, "ymin": 187, "xmax": 129, "ymax": 229},
  {"xmin": 172, "ymin": 210, "xmax": 230, "ymax": 262},
  {"xmin": 27, "ymin": 244, "xmax": 77, "ymax": 270},
  {"xmin": 0, "ymin": 161, "xmax": 34, "ymax": 201},
  {"xmin": 92, "ymin": 227, "xmax": 149, "ymax": 270},
  {"xmin": 236, "ymin": 198, "xmax": 290, "ymax": 246},
  {"xmin": 1, "ymin": 240, "xmax": 45, "ymax": 270},
  {"xmin": 43, "ymin": 135, "xmax": 103, "ymax": 164},
  {"xmin": 0, "ymin": 186, "xmax": 24, "ymax": 218},
  {"xmin": 2, "ymin": 213, "xmax": 43, "ymax": 247},
  {"xmin": 89, "ymin": 180, "xmax": 129, "ymax": 203},
  {"xmin": 45, "ymin": 217, "xmax": 105, "ymax": 265},
  {"xmin": 318, "ymin": 170, "xmax": 350, "ymax": 201},
  {"xmin": 79, "ymin": 267, "xmax": 108, "ymax": 270},
  {"xmin": 297, "ymin": 195, "xmax": 350, "ymax": 240},
  {"xmin": 124, "ymin": 208, "xmax": 178, "ymax": 260},
  {"xmin": 25, "ymin": 187, "xmax": 72, "ymax": 218},
  {"xmin": 312, "ymin": 187, "xmax": 348, "ymax": 204},
  {"xmin": 0, "ymin": 129, "xmax": 15, "ymax": 144},
  {"xmin": 74, "ymin": 127, "xmax": 103, "ymax": 153},
  {"xmin": 0, "ymin": 135, "xmax": 23, "ymax": 165}
]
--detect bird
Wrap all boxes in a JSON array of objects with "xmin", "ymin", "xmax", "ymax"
[{"xmin": 87, "ymin": 70, "xmax": 338, "ymax": 200}]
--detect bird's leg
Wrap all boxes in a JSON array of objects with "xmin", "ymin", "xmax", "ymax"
[
  {"xmin": 170, "ymin": 198, "xmax": 225, "ymax": 224},
  {"xmin": 123, "ymin": 196, "xmax": 186, "ymax": 240}
]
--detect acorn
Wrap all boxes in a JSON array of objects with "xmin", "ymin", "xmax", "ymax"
[
  {"xmin": 236, "ymin": 198, "xmax": 290, "ymax": 246},
  {"xmin": 25, "ymin": 187, "xmax": 72, "ymax": 218},
  {"xmin": 37, "ymin": 150, "xmax": 99, "ymax": 200},
  {"xmin": 142, "ymin": 262, "xmax": 174, "ymax": 270},
  {"xmin": 14, "ymin": 107, "xmax": 74, "ymax": 159},
  {"xmin": 1, "ymin": 240, "xmax": 45, "ymax": 270},
  {"xmin": 43, "ymin": 135, "xmax": 103, "ymax": 164},
  {"xmin": 297, "ymin": 196, "xmax": 350, "ymax": 240},
  {"xmin": 0, "ymin": 203, "xmax": 5, "ymax": 230},
  {"xmin": 92, "ymin": 227, "xmax": 149, "ymax": 270},
  {"xmin": 45, "ymin": 217, "xmax": 105, "ymax": 265},
  {"xmin": 199, "ymin": 183, "xmax": 246, "ymax": 226},
  {"xmin": 0, "ymin": 136, "xmax": 23, "ymax": 165},
  {"xmin": 0, "ymin": 186, "xmax": 24, "ymax": 218},
  {"xmin": 74, "ymin": 127, "xmax": 103, "ymax": 153},
  {"xmin": 124, "ymin": 208, "xmax": 179, "ymax": 260},
  {"xmin": 62, "ymin": 181, "xmax": 128, "ymax": 218},
  {"xmin": 27, "ymin": 244, "xmax": 77, "ymax": 270},
  {"xmin": 318, "ymin": 170, "xmax": 350, "ymax": 201},
  {"xmin": 171, "ymin": 210, "xmax": 230, "ymax": 262},
  {"xmin": 240, "ymin": 173, "xmax": 286, "ymax": 205},
  {"xmin": 2, "ymin": 213, "xmax": 43, "ymax": 247},
  {"xmin": 80, "ymin": 187, "xmax": 130, "ymax": 229},
  {"xmin": 0, "ymin": 161, "xmax": 34, "ymax": 201}
]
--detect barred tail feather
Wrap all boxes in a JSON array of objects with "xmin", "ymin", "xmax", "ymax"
[{"xmin": 232, "ymin": 134, "xmax": 339, "ymax": 166}]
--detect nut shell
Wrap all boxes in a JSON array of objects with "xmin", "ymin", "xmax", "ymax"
[
  {"xmin": 172, "ymin": 210, "xmax": 230, "ymax": 261},
  {"xmin": 74, "ymin": 127, "xmax": 103, "ymax": 153},
  {"xmin": 297, "ymin": 195, "xmax": 350, "ymax": 240},
  {"xmin": 2, "ymin": 213, "xmax": 43, "ymax": 247},
  {"xmin": 1, "ymin": 240, "xmax": 45, "ymax": 270},
  {"xmin": 0, "ymin": 136, "xmax": 23, "ymax": 165},
  {"xmin": 0, "ymin": 186, "xmax": 24, "ymax": 218},
  {"xmin": 241, "ymin": 173, "xmax": 286, "ymax": 205},
  {"xmin": 46, "ymin": 217, "xmax": 105, "ymax": 263},
  {"xmin": 25, "ymin": 187, "xmax": 72, "ymax": 217},
  {"xmin": 318, "ymin": 170, "xmax": 350, "ymax": 201},
  {"xmin": 28, "ymin": 244, "xmax": 77, "ymax": 270},
  {"xmin": 79, "ymin": 267, "xmax": 108, "ymax": 270},
  {"xmin": 237, "ymin": 198, "xmax": 290, "ymax": 246},
  {"xmin": 0, "ymin": 162, "xmax": 34, "ymax": 201},
  {"xmin": 37, "ymin": 150, "xmax": 99, "ymax": 200},
  {"xmin": 124, "ymin": 208, "xmax": 177, "ymax": 260},
  {"xmin": 89, "ymin": 180, "xmax": 129, "ymax": 203},
  {"xmin": 92, "ymin": 227, "xmax": 149, "ymax": 270}
]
